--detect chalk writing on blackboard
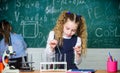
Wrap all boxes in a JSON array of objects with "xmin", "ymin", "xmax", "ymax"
[{"xmin": 0, "ymin": 0, "xmax": 120, "ymax": 48}]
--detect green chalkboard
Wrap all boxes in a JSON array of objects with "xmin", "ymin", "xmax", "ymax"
[{"xmin": 0, "ymin": 0, "xmax": 120, "ymax": 48}]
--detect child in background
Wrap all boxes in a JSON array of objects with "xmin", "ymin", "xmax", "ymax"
[
  {"xmin": 0, "ymin": 20, "xmax": 28, "ymax": 69},
  {"xmin": 45, "ymin": 11, "xmax": 87, "ymax": 70}
]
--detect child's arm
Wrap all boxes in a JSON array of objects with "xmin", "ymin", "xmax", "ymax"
[
  {"xmin": 44, "ymin": 31, "xmax": 58, "ymax": 61},
  {"xmin": 74, "ymin": 37, "xmax": 82, "ymax": 65}
]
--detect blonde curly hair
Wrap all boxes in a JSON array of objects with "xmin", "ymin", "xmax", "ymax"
[{"xmin": 53, "ymin": 11, "xmax": 87, "ymax": 55}]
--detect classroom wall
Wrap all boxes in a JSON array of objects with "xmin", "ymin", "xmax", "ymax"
[{"xmin": 26, "ymin": 48, "xmax": 120, "ymax": 70}]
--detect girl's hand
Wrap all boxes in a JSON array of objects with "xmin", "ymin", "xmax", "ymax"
[
  {"xmin": 73, "ymin": 46, "xmax": 81, "ymax": 56},
  {"xmin": 49, "ymin": 39, "xmax": 58, "ymax": 52}
]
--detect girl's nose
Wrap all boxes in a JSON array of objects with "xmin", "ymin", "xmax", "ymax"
[{"xmin": 68, "ymin": 30, "xmax": 72, "ymax": 35}]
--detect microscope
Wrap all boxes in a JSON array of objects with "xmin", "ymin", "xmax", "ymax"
[{"xmin": 2, "ymin": 45, "xmax": 19, "ymax": 73}]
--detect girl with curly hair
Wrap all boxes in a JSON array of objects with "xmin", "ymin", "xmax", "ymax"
[{"xmin": 45, "ymin": 11, "xmax": 87, "ymax": 70}]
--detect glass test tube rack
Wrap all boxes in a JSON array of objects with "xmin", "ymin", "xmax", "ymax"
[
  {"xmin": 40, "ymin": 53, "xmax": 67, "ymax": 73},
  {"xmin": 21, "ymin": 54, "xmax": 34, "ymax": 72}
]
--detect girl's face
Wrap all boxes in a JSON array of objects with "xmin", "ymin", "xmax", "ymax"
[{"xmin": 63, "ymin": 19, "xmax": 78, "ymax": 37}]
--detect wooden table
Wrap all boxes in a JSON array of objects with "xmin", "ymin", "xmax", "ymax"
[{"xmin": 20, "ymin": 70, "xmax": 120, "ymax": 73}]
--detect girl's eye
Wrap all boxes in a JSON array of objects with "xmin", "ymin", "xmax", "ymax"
[
  {"xmin": 66, "ymin": 27, "xmax": 70, "ymax": 30},
  {"xmin": 71, "ymin": 29, "xmax": 76, "ymax": 33},
  {"xmin": 72, "ymin": 29, "xmax": 76, "ymax": 32},
  {"xmin": 72, "ymin": 30, "xmax": 75, "ymax": 32}
]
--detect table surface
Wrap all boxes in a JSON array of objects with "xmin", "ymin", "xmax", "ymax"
[
  {"xmin": 19, "ymin": 70, "xmax": 120, "ymax": 73},
  {"xmin": 1, "ymin": 70, "xmax": 120, "ymax": 73}
]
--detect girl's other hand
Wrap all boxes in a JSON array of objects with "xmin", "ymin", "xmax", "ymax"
[
  {"xmin": 49, "ymin": 39, "xmax": 58, "ymax": 52},
  {"xmin": 73, "ymin": 46, "xmax": 81, "ymax": 55}
]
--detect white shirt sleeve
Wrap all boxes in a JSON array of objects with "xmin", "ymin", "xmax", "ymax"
[
  {"xmin": 44, "ymin": 31, "xmax": 55, "ymax": 61},
  {"xmin": 74, "ymin": 37, "xmax": 82, "ymax": 65}
]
